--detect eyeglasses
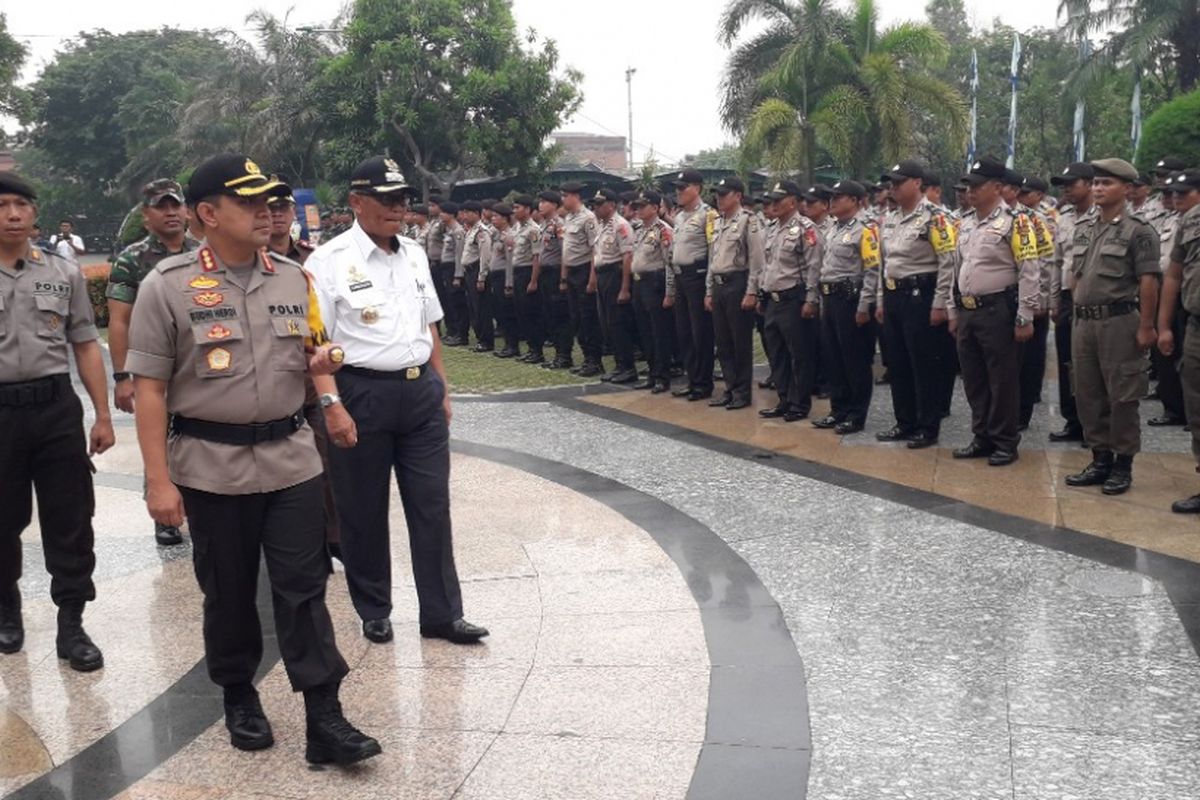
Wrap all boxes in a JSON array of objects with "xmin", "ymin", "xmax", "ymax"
[{"xmin": 355, "ymin": 192, "xmax": 409, "ymax": 209}]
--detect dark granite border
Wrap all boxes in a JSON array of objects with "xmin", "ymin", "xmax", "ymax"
[
  {"xmin": 451, "ymin": 440, "xmax": 812, "ymax": 800},
  {"xmin": 558, "ymin": 396, "xmax": 1200, "ymax": 660},
  {"xmin": 5, "ymin": 575, "xmax": 281, "ymax": 800}
]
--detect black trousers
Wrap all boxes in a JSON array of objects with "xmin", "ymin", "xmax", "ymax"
[
  {"xmin": 540, "ymin": 266, "xmax": 572, "ymax": 361},
  {"xmin": 596, "ymin": 264, "xmax": 635, "ymax": 371},
  {"xmin": 463, "ymin": 262, "xmax": 490, "ymax": 347},
  {"xmin": 712, "ymin": 272, "xmax": 755, "ymax": 402},
  {"xmin": 633, "ymin": 271, "xmax": 672, "ymax": 384},
  {"xmin": 329, "ymin": 368, "xmax": 462, "ymax": 627},
  {"xmin": 485, "ymin": 272, "xmax": 516, "ymax": 352},
  {"xmin": 883, "ymin": 279, "xmax": 948, "ymax": 436},
  {"xmin": 674, "ymin": 266, "xmax": 714, "ymax": 394},
  {"xmin": 1155, "ymin": 299, "xmax": 1188, "ymax": 421},
  {"xmin": 512, "ymin": 265, "xmax": 543, "ymax": 357},
  {"xmin": 0, "ymin": 378, "xmax": 95, "ymax": 607},
  {"xmin": 565, "ymin": 264, "xmax": 602, "ymax": 363},
  {"xmin": 762, "ymin": 292, "xmax": 818, "ymax": 414},
  {"xmin": 430, "ymin": 258, "xmax": 450, "ymax": 335},
  {"xmin": 957, "ymin": 299, "xmax": 1021, "ymax": 452},
  {"xmin": 1018, "ymin": 314, "xmax": 1051, "ymax": 426},
  {"xmin": 440, "ymin": 262, "xmax": 466, "ymax": 339},
  {"xmin": 820, "ymin": 289, "xmax": 875, "ymax": 423},
  {"xmin": 1054, "ymin": 291, "xmax": 1080, "ymax": 429},
  {"xmin": 180, "ymin": 476, "xmax": 348, "ymax": 692}
]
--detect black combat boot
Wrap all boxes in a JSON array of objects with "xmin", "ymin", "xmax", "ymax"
[
  {"xmin": 304, "ymin": 683, "xmax": 382, "ymax": 766},
  {"xmin": 1065, "ymin": 450, "xmax": 1114, "ymax": 487},
  {"xmin": 0, "ymin": 586, "xmax": 23, "ymax": 655},
  {"xmin": 224, "ymin": 683, "xmax": 274, "ymax": 751},
  {"xmin": 56, "ymin": 603, "xmax": 103, "ymax": 672},
  {"xmin": 1102, "ymin": 454, "xmax": 1134, "ymax": 496}
]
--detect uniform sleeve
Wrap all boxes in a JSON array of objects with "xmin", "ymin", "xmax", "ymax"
[
  {"xmin": 125, "ymin": 270, "xmax": 177, "ymax": 380},
  {"xmin": 1011, "ymin": 215, "xmax": 1042, "ymax": 313},
  {"xmin": 1132, "ymin": 223, "xmax": 1161, "ymax": 278},
  {"xmin": 1171, "ymin": 221, "xmax": 1189, "ymax": 265},
  {"xmin": 504, "ymin": 237, "xmax": 515, "ymax": 289},
  {"xmin": 105, "ymin": 249, "xmax": 141, "ymax": 304},
  {"xmin": 858, "ymin": 225, "xmax": 881, "ymax": 315},
  {"xmin": 66, "ymin": 266, "xmax": 99, "ymax": 343},
  {"xmin": 454, "ymin": 231, "xmax": 466, "ymax": 278},
  {"xmin": 929, "ymin": 213, "xmax": 958, "ymax": 312},
  {"xmin": 746, "ymin": 218, "xmax": 766, "ymax": 296},
  {"xmin": 801, "ymin": 225, "xmax": 822, "ymax": 304},
  {"xmin": 479, "ymin": 228, "xmax": 493, "ymax": 275},
  {"xmin": 661, "ymin": 225, "xmax": 676, "ymax": 297}
]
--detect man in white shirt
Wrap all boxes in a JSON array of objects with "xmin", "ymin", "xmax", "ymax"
[
  {"xmin": 50, "ymin": 220, "xmax": 85, "ymax": 263},
  {"xmin": 305, "ymin": 156, "xmax": 488, "ymax": 647}
]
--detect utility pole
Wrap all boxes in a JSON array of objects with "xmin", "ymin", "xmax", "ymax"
[{"xmin": 625, "ymin": 66, "xmax": 637, "ymax": 170}]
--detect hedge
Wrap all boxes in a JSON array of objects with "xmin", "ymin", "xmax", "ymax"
[
  {"xmin": 82, "ymin": 262, "xmax": 111, "ymax": 329},
  {"xmin": 1136, "ymin": 89, "xmax": 1200, "ymax": 172}
]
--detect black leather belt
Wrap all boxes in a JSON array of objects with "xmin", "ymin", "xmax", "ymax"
[
  {"xmin": 463, "ymin": 260, "xmax": 480, "ymax": 270},
  {"xmin": 672, "ymin": 259, "xmax": 709, "ymax": 275},
  {"xmin": 0, "ymin": 374, "xmax": 68, "ymax": 407},
  {"xmin": 1074, "ymin": 300, "xmax": 1138, "ymax": 321},
  {"xmin": 955, "ymin": 287, "xmax": 1016, "ymax": 311},
  {"xmin": 884, "ymin": 272, "xmax": 937, "ymax": 292},
  {"xmin": 820, "ymin": 278, "xmax": 861, "ymax": 297},
  {"xmin": 341, "ymin": 363, "xmax": 429, "ymax": 381},
  {"xmin": 712, "ymin": 271, "xmax": 748, "ymax": 287},
  {"xmin": 760, "ymin": 285, "xmax": 805, "ymax": 303},
  {"xmin": 595, "ymin": 261, "xmax": 622, "ymax": 274},
  {"xmin": 632, "ymin": 270, "xmax": 665, "ymax": 282},
  {"xmin": 170, "ymin": 409, "xmax": 305, "ymax": 445}
]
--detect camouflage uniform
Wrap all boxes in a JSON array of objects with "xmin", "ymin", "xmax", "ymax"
[{"xmin": 107, "ymin": 233, "xmax": 201, "ymax": 304}]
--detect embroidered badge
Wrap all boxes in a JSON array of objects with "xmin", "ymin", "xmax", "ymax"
[
  {"xmin": 206, "ymin": 347, "xmax": 232, "ymax": 371},
  {"xmin": 207, "ymin": 324, "xmax": 233, "ymax": 340},
  {"xmin": 193, "ymin": 291, "xmax": 224, "ymax": 308},
  {"xmin": 189, "ymin": 276, "xmax": 220, "ymax": 290},
  {"xmin": 361, "ymin": 306, "xmax": 380, "ymax": 324},
  {"xmin": 286, "ymin": 318, "xmax": 302, "ymax": 336}
]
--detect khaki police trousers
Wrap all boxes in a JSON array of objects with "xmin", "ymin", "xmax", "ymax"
[{"xmin": 1071, "ymin": 312, "xmax": 1147, "ymax": 456}]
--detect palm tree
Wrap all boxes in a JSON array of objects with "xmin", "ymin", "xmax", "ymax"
[{"xmin": 1058, "ymin": 0, "xmax": 1200, "ymax": 93}]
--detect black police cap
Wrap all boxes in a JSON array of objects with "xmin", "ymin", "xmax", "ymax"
[
  {"xmin": 714, "ymin": 176, "xmax": 745, "ymax": 194},
  {"xmin": 0, "ymin": 172, "xmax": 38, "ymax": 201},
  {"xmin": 964, "ymin": 156, "xmax": 1008, "ymax": 185},
  {"xmin": 590, "ymin": 188, "xmax": 619, "ymax": 205},
  {"xmin": 186, "ymin": 154, "xmax": 291, "ymax": 205},
  {"xmin": 618, "ymin": 190, "xmax": 639, "ymax": 204},
  {"xmin": 804, "ymin": 184, "xmax": 833, "ymax": 203},
  {"xmin": 1051, "ymin": 162, "xmax": 1094, "ymax": 185},
  {"xmin": 632, "ymin": 190, "xmax": 662, "ymax": 207},
  {"xmin": 1155, "ymin": 156, "xmax": 1187, "ymax": 175},
  {"xmin": 921, "ymin": 171, "xmax": 942, "ymax": 189},
  {"xmin": 830, "ymin": 180, "xmax": 866, "ymax": 199},
  {"xmin": 1169, "ymin": 170, "xmax": 1200, "ymax": 191},
  {"xmin": 1134, "ymin": 172, "xmax": 1152, "ymax": 187},
  {"xmin": 767, "ymin": 180, "xmax": 803, "ymax": 199},
  {"xmin": 348, "ymin": 155, "xmax": 413, "ymax": 196},
  {"xmin": 411, "ymin": 203, "xmax": 429, "ymax": 216},
  {"xmin": 1002, "ymin": 169, "xmax": 1025, "ymax": 187},
  {"xmin": 1020, "ymin": 176, "xmax": 1049, "ymax": 193},
  {"xmin": 671, "ymin": 168, "xmax": 705, "ymax": 187},
  {"xmin": 888, "ymin": 160, "xmax": 926, "ymax": 182}
]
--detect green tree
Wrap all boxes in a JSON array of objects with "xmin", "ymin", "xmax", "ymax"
[
  {"xmin": 325, "ymin": 0, "xmax": 582, "ymax": 195},
  {"xmin": 1059, "ymin": 0, "xmax": 1200, "ymax": 93},
  {"xmin": 685, "ymin": 143, "xmax": 742, "ymax": 169},
  {"xmin": 1136, "ymin": 88, "xmax": 1200, "ymax": 168},
  {"xmin": 0, "ymin": 13, "xmax": 27, "ymax": 127}
]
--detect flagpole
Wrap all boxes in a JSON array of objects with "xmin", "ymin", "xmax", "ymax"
[
  {"xmin": 1131, "ymin": 65, "xmax": 1143, "ymax": 160},
  {"xmin": 1073, "ymin": 38, "xmax": 1089, "ymax": 161},
  {"xmin": 1007, "ymin": 34, "xmax": 1021, "ymax": 169},
  {"xmin": 967, "ymin": 48, "xmax": 979, "ymax": 170}
]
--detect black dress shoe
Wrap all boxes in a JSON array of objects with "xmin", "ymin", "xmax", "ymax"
[
  {"xmin": 1172, "ymin": 494, "xmax": 1200, "ymax": 514},
  {"xmin": 811, "ymin": 415, "xmax": 840, "ymax": 430},
  {"xmin": 1065, "ymin": 460, "xmax": 1113, "ymax": 487},
  {"xmin": 420, "ymin": 619, "xmax": 490, "ymax": 644},
  {"xmin": 225, "ymin": 697, "xmax": 275, "ymax": 751},
  {"xmin": 576, "ymin": 363, "xmax": 603, "ymax": 378},
  {"xmin": 953, "ymin": 441, "xmax": 995, "ymax": 459},
  {"xmin": 155, "ymin": 523, "xmax": 183, "ymax": 546},
  {"xmin": 906, "ymin": 432, "xmax": 938, "ymax": 450},
  {"xmin": 759, "ymin": 405, "xmax": 788, "ymax": 419},
  {"xmin": 543, "ymin": 358, "xmax": 573, "ymax": 370},
  {"xmin": 669, "ymin": 366, "xmax": 686, "ymax": 378},
  {"xmin": 471, "ymin": 344, "xmax": 494, "ymax": 353},
  {"xmin": 650, "ymin": 382, "xmax": 670, "ymax": 394},
  {"xmin": 0, "ymin": 588, "xmax": 23, "ymax": 655},
  {"xmin": 709, "ymin": 394, "xmax": 732, "ymax": 408},
  {"xmin": 687, "ymin": 390, "xmax": 713, "ymax": 402},
  {"xmin": 633, "ymin": 379, "xmax": 655, "ymax": 390},
  {"xmin": 875, "ymin": 425, "xmax": 913, "ymax": 442},
  {"xmin": 671, "ymin": 387, "xmax": 694, "ymax": 398},
  {"xmin": 525, "ymin": 354, "xmax": 546, "ymax": 365},
  {"xmin": 784, "ymin": 410, "xmax": 807, "ymax": 422},
  {"xmin": 834, "ymin": 420, "xmax": 864, "ymax": 434},
  {"xmin": 1048, "ymin": 426, "xmax": 1084, "ymax": 442},
  {"xmin": 362, "ymin": 618, "xmax": 393, "ymax": 643},
  {"xmin": 726, "ymin": 398, "xmax": 752, "ymax": 410},
  {"xmin": 608, "ymin": 368, "xmax": 639, "ymax": 384},
  {"xmin": 304, "ymin": 686, "xmax": 382, "ymax": 766},
  {"xmin": 758, "ymin": 378, "xmax": 776, "ymax": 390},
  {"xmin": 987, "ymin": 449, "xmax": 1019, "ymax": 466},
  {"xmin": 56, "ymin": 605, "xmax": 103, "ymax": 672},
  {"xmin": 1102, "ymin": 470, "xmax": 1132, "ymax": 495},
  {"xmin": 1149, "ymin": 415, "xmax": 1186, "ymax": 427},
  {"xmin": 494, "ymin": 348, "xmax": 519, "ymax": 359}
]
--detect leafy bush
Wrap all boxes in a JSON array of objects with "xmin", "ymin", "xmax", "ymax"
[
  {"xmin": 82, "ymin": 263, "xmax": 111, "ymax": 328},
  {"xmin": 1136, "ymin": 90, "xmax": 1200, "ymax": 171}
]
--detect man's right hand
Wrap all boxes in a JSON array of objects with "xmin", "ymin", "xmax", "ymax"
[
  {"xmin": 147, "ymin": 480, "xmax": 185, "ymax": 529},
  {"xmin": 114, "ymin": 380, "xmax": 135, "ymax": 414},
  {"xmin": 324, "ymin": 404, "xmax": 359, "ymax": 448}
]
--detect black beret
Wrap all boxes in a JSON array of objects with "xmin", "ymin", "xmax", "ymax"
[
  {"xmin": 558, "ymin": 181, "xmax": 586, "ymax": 195},
  {"xmin": 0, "ymin": 172, "xmax": 38, "ymax": 201},
  {"xmin": 491, "ymin": 203, "xmax": 513, "ymax": 217},
  {"xmin": 618, "ymin": 190, "xmax": 639, "ymax": 203},
  {"xmin": 513, "ymin": 194, "xmax": 537, "ymax": 209},
  {"xmin": 461, "ymin": 200, "xmax": 483, "ymax": 213},
  {"xmin": 538, "ymin": 189, "xmax": 563, "ymax": 205},
  {"xmin": 411, "ymin": 204, "xmax": 429, "ymax": 216},
  {"xmin": 439, "ymin": 201, "xmax": 460, "ymax": 214}
]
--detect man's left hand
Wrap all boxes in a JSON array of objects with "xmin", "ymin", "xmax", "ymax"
[{"xmin": 89, "ymin": 418, "xmax": 115, "ymax": 456}]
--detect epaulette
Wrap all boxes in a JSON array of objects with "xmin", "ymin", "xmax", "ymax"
[{"xmin": 155, "ymin": 250, "xmax": 198, "ymax": 274}]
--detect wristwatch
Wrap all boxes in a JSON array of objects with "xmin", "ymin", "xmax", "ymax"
[
  {"xmin": 112, "ymin": 371, "xmax": 132, "ymax": 382},
  {"xmin": 1015, "ymin": 314, "xmax": 1031, "ymax": 327},
  {"xmin": 318, "ymin": 393, "xmax": 342, "ymax": 409}
]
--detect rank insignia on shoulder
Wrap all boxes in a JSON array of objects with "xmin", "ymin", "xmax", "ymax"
[
  {"xmin": 199, "ymin": 247, "xmax": 219, "ymax": 273},
  {"xmin": 190, "ymin": 276, "xmax": 220, "ymax": 290},
  {"xmin": 260, "ymin": 249, "xmax": 276, "ymax": 273},
  {"xmin": 207, "ymin": 324, "xmax": 233, "ymax": 340},
  {"xmin": 207, "ymin": 347, "xmax": 232, "ymax": 371},
  {"xmin": 193, "ymin": 291, "xmax": 224, "ymax": 308},
  {"xmin": 29, "ymin": 249, "xmax": 42, "ymax": 262}
]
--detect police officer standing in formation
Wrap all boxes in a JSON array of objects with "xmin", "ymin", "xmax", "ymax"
[
  {"xmin": 559, "ymin": 182, "xmax": 604, "ymax": 377},
  {"xmin": 456, "ymin": 200, "xmax": 493, "ymax": 352},
  {"xmin": 305, "ymin": 156, "xmax": 487, "ymax": 647},
  {"xmin": 590, "ymin": 188, "xmax": 638, "ymax": 384},
  {"xmin": 438, "ymin": 201, "xmax": 468, "ymax": 346},
  {"xmin": 267, "ymin": 192, "xmax": 314, "ymax": 265},
  {"xmin": 811, "ymin": 180, "xmax": 880, "ymax": 434},
  {"xmin": 629, "ymin": 190, "xmax": 675, "ymax": 393},
  {"xmin": 1064, "ymin": 159, "xmax": 1160, "ymax": 495},
  {"xmin": 1149, "ymin": 176, "xmax": 1188, "ymax": 427},
  {"xmin": 534, "ymin": 190, "xmax": 573, "ymax": 370},
  {"xmin": 758, "ymin": 181, "xmax": 823, "ymax": 421},
  {"xmin": 510, "ymin": 195, "xmax": 545, "ymax": 364},
  {"xmin": 1047, "ymin": 162, "xmax": 1096, "ymax": 443},
  {"xmin": 1158, "ymin": 169, "xmax": 1200, "ymax": 512},
  {"xmin": 670, "ymin": 169, "xmax": 717, "ymax": 400},
  {"xmin": 482, "ymin": 202, "xmax": 519, "ymax": 359},
  {"xmin": 705, "ymin": 176, "xmax": 764, "ymax": 409},
  {"xmin": 0, "ymin": 172, "xmax": 113, "ymax": 670},
  {"xmin": 875, "ymin": 161, "xmax": 957, "ymax": 449},
  {"xmin": 107, "ymin": 179, "xmax": 199, "ymax": 546},
  {"xmin": 127, "ymin": 154, "xmax": 379, "ymax": 763},
  {"xmin": 1006, "ymin": 172, "xmax": 1057, "ymax": 430},
  {"xmin": 424, "ymin": 197, "xmax": 449, "ymax": 331},
  {"xmin": 950, "ymin": 156, "xmax": 1041, "ymax": 466}
]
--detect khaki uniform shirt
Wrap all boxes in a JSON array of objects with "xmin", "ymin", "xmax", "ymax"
[
  {"xmin": 632, "ymin": 217, "xmax": 675, "ymax": 295},
  {"xmin": 1172, "ymin": 205, "xmax": 1200, "ymax": 315},
  {"xmin": 510, "ymin": 219, "xmax": 539, "ymax": 268},
  {"xmin": 536, "ymin": 218, "xmax": 564, "ymax": 271},
  {"xmin": 0, "ymin": 245, "xmax": 98, "ymax": 382},
  {"xmin": 125, "ymin": 245, "xmax": 322, "ymax": 495},
  {"xmin": 879, "ymin": 200, "xmax": 958, "ymax": 311},
  {"xmin": 108, "ymin": 233, "xmax": 201, "ymax": 304},
  {"xmin": 1159, "ymin": 212, "xmax": 1180, "ymax": 273},
  {"xmin": 670, "ymin": 203, "xmax": 714, "ymax": 267},
  {"xmin": 707, "ymin": 207, "xmax": 765, "ymax": 295},
  {"xmin": 1071, "ymin": 213, "xmax": 1160, "ymax": 306},
  {"xmin": 563, "ymin": 208, "xmax": 599, "ymax": 268},
  {"xmin": 459, "ymin": 222, "xmax": 492, "ymax": 276},
  {"xmin": 487, "ymin": 227, "xmax": 513, "ymax": 286},
  {"xmin": 813, "ymin": 216, "xmax": 836, "ymax": 248},
  {"xmin": 952, "ymin": 203, "xmax": 1041, "ymax": 319},
  {"xmin": 425, "ymin": 218, "xmax": 446, "ymax": 264},
  {"xmin": 440, "ymin": 222, "xmax": 463, "ymax": 267},
  {"xmin": 593, "ymin": 213, "xmax": 634, "ymax": 266},
  {"xmin": 759, "ymin": 211, "xmax": 823, "ymax": 303},
  {"xmin": 820, "ymin": 215, "xmax": 881, "ymax": 314}
]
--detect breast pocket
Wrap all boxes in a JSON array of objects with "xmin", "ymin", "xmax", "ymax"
[
  {"xmin": 270, "ymin": 317, "xmax": 308, "ymax": 371},
  {"xmin": 34, "ymin": 293, "xmax": 70, "ymax": 340},
  {"xmin": 190, "ymin": 320, "xmax": 247, "ymax": 379},
  {"xmin": 1097, "ymin": 243, "xmax": 1130, "ymax": 277}
]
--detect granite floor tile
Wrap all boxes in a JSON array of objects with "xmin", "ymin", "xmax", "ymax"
[
  {"xmin": 534, "ymin": 610, "xmax": 708, "ymax": 668},
  {"xmin": 0, "ymin": 709, "xmax": 51, "ymax": 777},
  {"xmin": 535, "ymin": 568, "xmax": 697, "ymax": 616}
]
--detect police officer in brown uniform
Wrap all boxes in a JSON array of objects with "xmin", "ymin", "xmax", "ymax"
[
  {"xmin": 510, "ymin": 195, "xmax": 545, "ymax": 364},
  {"xmin": 589, "ymin": 188, "xmax": 638, "ymax": 384},
  {"xmin": 1064, "ymin": 158, "xmax": 1161, "ymax": 495},
  {"xmin": 670, "ymin": 169, "xmax": 717, "ymax": 400},
  {"xmin": 705, "ymin": 176, "xmax": 765, "ymax": 409},
  {"xmin": 1158, "ymin": 169, "xmax": 1200, "ymax": 512},
  {"xmin": 559, "ymin": 182, "xmax": 604, "ymax": 377},
  {"xmin": 758, "ymin": 181, "xmax": 823, "ymax": 421},
  {"xmin": 482, "ymin": 202, "xmax": 519, "ymax": 358},
  {"xmin": 126, "ymin": 154, "xmax": 380, "ymax": 764},
  {"xmin": 0, "ymin": 172, "xmax": 112, "ymax": 670},
  {"xmin": 456, "ymin": 200, "xmax": 493, "ymax": 352},
  {"xmin": 811, "ymin": 180, "xmax": 880, "ymax": 433},
  {"xmin": 439, "ymin": 201, "xmax": 469, "ymax": 346},
  {"xmin": 534, "ymin": 190, "xmax": 573, "ymax": 370},
  {"xmin": 629, "ymin": 190, "xmax": 675, "ymax": 393},
  {"xmin": 949, "ymin": 156, "xmax": 1042, "ymax": 466}
]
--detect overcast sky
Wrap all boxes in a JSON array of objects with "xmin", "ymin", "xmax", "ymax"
[{"xmin": 7, "ymin": 0, "xmax": 1062, "ymax": 166}]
